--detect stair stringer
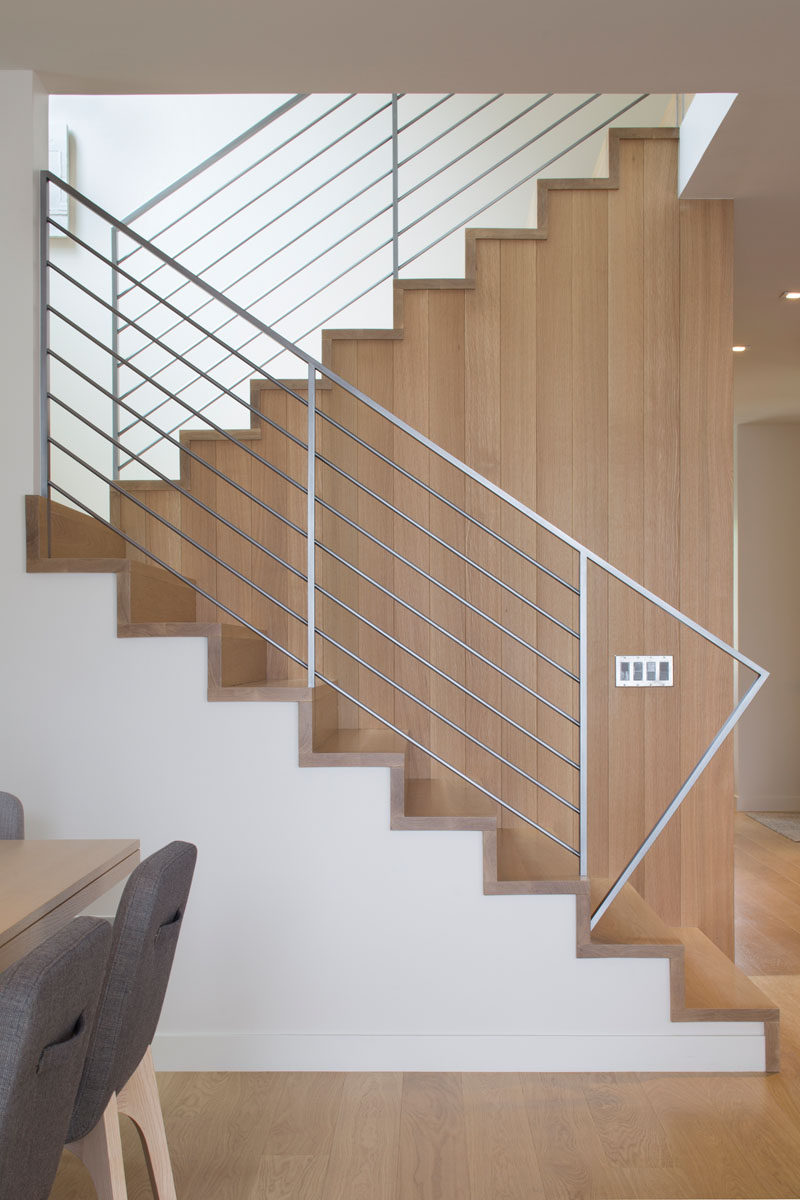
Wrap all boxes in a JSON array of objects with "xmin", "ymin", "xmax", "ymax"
[
  {"xmin": 26, "ymin": 494, "xmax": 782, "ymax": 1070},
  {"xmin": 27, "ymin": 496, "xmax": 778, "ymax": 1072}
]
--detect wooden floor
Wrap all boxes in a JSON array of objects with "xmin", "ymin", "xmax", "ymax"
[{"xmin": 50, "ymin": 813, "xmax": 800, "ymax": 1200}]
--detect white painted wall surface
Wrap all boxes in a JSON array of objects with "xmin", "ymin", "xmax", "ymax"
[
  {"xmin": 0, "ymin": 74, "xmax": 765, "ymax": 1071},
  {"xmin": 737, "ymin": 421, "xmax": 800, "ymax": 811}
]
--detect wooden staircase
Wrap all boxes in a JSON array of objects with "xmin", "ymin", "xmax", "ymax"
[
  {"xmin": 31, "ymin": 126, "xmax": 779, "ymax": 1070},
  {"xmin": 26, "ymin": 493, "xmax": 780, "ymax": 1071}
]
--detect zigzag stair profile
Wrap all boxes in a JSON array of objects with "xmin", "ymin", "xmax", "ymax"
[
  {"xmin": 26, "ymin": 495, "xmax": 779, "ymax": 1071},
  {"xmin": 30, "ymin": 126, "xmax": 779, "ymax": 1070}
]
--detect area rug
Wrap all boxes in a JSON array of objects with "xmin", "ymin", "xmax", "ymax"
[{"xmin": 746, "ymin": 812, "xmax": 800, "ymax": 841}]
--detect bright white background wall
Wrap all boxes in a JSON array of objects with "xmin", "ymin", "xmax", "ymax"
[
  {"xmin": 737, "ymin": 420, "xmax": 800, "ymax": 811},
  {"xmin": 46, "ymin": 92, "xmax": 675, "ymax": 492},
  {"xmin": 0, "ymin": 73, "xmax": 764, "ymax": 1071}
]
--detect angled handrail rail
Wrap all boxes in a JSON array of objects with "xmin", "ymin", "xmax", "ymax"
[{"xmin": 41, "ymin": 162, "xmax": 766, "ymax": 927}]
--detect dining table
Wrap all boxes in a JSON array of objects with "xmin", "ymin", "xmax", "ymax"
[{"xmin": 0, "ymin": 838, "xmax": 140, "ymax": 972}]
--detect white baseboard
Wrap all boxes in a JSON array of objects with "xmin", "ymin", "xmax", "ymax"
[{"xmin": 152, "ymin": 1029, "xmax": 766, "ymax": 1073}]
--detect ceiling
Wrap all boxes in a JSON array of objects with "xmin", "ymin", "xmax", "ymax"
[{"xmin": 3, "ymin": 0, "xmax": 799, "ymax": 420}]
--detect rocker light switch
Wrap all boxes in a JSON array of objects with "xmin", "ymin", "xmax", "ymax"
[{"xmin": 616, "ymin": 655, "xmax": 673, "ymax": 687}]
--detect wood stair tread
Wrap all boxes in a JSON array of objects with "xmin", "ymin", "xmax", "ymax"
[
  {"xmin": 212, "ymin": 677, "xmax": 309, "ymax": 701},
  {"xmin": 314, "ymin": 728, "xmax": 406, "ymax": 763},
  {"xmin": 589, "ymin": 881, "xmax": 683, "ymax": 953},
  {"xmin": 496, "ymin": 827, "xmax": 582, "ymax": 884},
  {"xmin": 404, "ymin": 780, "xmax": 497, "ymax": 823},
  {"xmin": 678, "ymin": 926, "xmax": 779, "ymax": 1020}
]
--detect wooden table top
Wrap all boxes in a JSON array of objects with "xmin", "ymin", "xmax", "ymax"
[{"xmin": 0, "ymin": 838, "xmax": 140, "ymax": 970}]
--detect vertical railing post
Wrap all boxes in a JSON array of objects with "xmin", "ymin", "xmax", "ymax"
[
  {"xmin": 391, "ymin": 94, "xmax": 399, "ymax": 279},
  {"xmin": 39, "ymin": 174, "xmax": 50, "ymax": 501},
  {"xmin": 306, "ymin": 364, "xmax": 317, "ymax": 687},
  {"xmin": 39, "ymin": 173, "xmax": 52, "ymax": 558},
  {"xmin": 111, "ymin": 227, "xmax": 120, "ymax": 480},
  {"xmin": 579, "ymin": 550, "xmax": 588, "ymax": 875}
]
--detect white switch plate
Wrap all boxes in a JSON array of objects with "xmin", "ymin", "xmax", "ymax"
[{"xmin": 615, "ymin": 655, "xmax": 673, "ymax": 687}]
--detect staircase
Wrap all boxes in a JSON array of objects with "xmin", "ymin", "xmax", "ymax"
[{"xmin": 35, "ymin": 119, "xmax": 777, "ymax": 1071}]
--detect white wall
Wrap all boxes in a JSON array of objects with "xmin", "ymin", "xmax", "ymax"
[
  {"xmin": 0, "ymin": 74, "xmax": 766, "ymax": 1071},
  {"xmin": 47, "ymin": 92, "xmax": 678, "ymax": 492},
  {"xmin": 737, "ymin": 421, "xmax": 800, "ymax": 811}
]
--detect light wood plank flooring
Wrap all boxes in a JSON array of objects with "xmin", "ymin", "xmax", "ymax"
[{"xmin": 49, "ymin": 813, "xmax": 800, "ymax": 1199}]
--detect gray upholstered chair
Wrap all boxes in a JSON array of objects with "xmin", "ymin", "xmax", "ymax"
[
  {"xmin": 0, "ymin": 792, "xmax": 24, "ymax": 839},
  {"xmin": 0, "ymin": 916, "xmax": 112, "ymax": 1200},
  {"xmin": 65, "ymin": 840, "xmax": 197, "ymax": 1200}
]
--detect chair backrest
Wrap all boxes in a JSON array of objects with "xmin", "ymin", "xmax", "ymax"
[
  {"xmin": 0, "ymin": 917, "xmax": 112, "ymax": 1200},
  {"xmin": 67, "ymin": 840, "xmax": 196, "ymax": 1143},
  {"xmin": 0, "ymin": 793, "xmax": 24, "ymax": 840}
]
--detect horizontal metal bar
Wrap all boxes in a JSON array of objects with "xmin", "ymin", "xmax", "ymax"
[
  {"xmin": 117, "ymin": 187, "xmax": 393, "ymax": 408},
  {"xmin": 585, "ymin": 549, "xmax": 764, "ymax": 675},
  {"xmin": 47, "ymin": 479, "xmax": 307, "ymax": 670},
  {"xmin": 261, "ymin": 269, "xmax": 396, "ymax": 368},
  {"xmin": 49, "ymin": 391, "xmax": 306, "ymax": 584},
  {"xmin": 119, "ymin": 98, "xmax": 394, "ymax": 304},
  {"xmin": 399, "ymin": 93, "xmax": 553, "ymax": 199},
  {"xmin": 122, "ymin": 94, "xmax": 311, "ymax": 225},
  {"xmin": 318, "ymin": 452, "xmax": 578, "ymax": 638},
  {"xmin": 397, "ymin": 94, "xmax": 503, "ymax": 167},
  {"xmin": 317, "ymin": 496, "xmax": 579, "ymax": 685},
  {"xmin": 319, "ymin": 626, "xmax": 576, "ymax": 809},
  {"xmin": 590, "ymin": 662, "xmax": 770, "ymax": 928},
  {"xmin": 317, "ymin": 540, "xmax": 574, "ymax": 722},
  {"xmin": 45, "ymin": 224, "xmax": 305, "ymax": 409},
  {"xmin": 395, "ymin": 93, "xmax": 454, "ymax": 135},
  {"xmin": 48, "ymin": 305, "xmax": 307, "ymax": 501},
  {"xmin": 398, "ymin": 94, "xmax": 600, "ymax": 240},
  {"xmin": 120, "ymin": 95, "xmax": 355, "ymax": 260},
  {"xmin": 47, "ymin": 349, "xmax": 307, "ymax": 537},
  {"xmin": 400, "ymin": 94, "xmax": 649, "ymax": 269},
  {"xmin": 315, "ymin": 408, "xmax": 578, "ymax": 594},
  {"xmin": 47, "ymin": 259, "xmax": 307, "ymax": 441},
  {"xmin": 315, "ymin": 672, "xmax": 579, "ymax": 857},
  {"xmin": 240, "ymin": 191, "xmax": 393, "ymax": 307},
  {"xmin": 49, "ymin": 436, "xmax": 307, "ymax": 629},
  {"xmin": 317, "ymin": 580, "xmax": 579, "ymax": 772}
]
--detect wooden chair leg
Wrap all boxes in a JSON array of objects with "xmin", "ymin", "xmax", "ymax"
[
  {"xmin": 66, "ymin": 1093, "xmax": 128, "ymax": 1200},
  {"xmin": 117, "ymin": 1046, "xmax": 177, "ymax": 1200}
]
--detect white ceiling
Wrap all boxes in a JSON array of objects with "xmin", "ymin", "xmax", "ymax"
[{"xmin": 3, "ymin": 0, "xmax": 799, "ymax": 420}]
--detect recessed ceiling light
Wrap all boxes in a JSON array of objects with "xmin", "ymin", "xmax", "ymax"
[
  {"xmin": 781, "ymin": 291, "xmax": 800, "ymax": 300},
  {"xmin": 732, "ymin": 345, "xmax": 748, "ymax": 352}
]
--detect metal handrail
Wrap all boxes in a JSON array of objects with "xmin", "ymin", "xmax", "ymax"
[{"xmin": 42, "ymin": 156, "xmax": 768, "ymax": 925}]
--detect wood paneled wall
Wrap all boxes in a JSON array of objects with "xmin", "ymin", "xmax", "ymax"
[{"xmin": 114, "ymin": 131, "xmax": 735, "ymax": 951}]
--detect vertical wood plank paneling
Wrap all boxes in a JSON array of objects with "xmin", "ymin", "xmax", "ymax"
[
  {"xmin": 607, "ymin": 140, "xmax": 645, "ymax": 885},
  {"xmin": 252, "ymin": 386, "xmax": 290, "ymax": 680},
  {"xmin": 499, "ymin": 240, "xmax": 538, "ymax": 833},
  {"xmin": 181, "ymin": 440, "xmax": 218, "ymax": 622},
  {"xmin": 355, "ymin": 341, "xmax": 395, "ymax": 731},
  {"xmin": 145, "ymin": 488, "xmax": 183, "ymax": 577},
  {"xmin": 640, "ymin": 139, "xmax": 682, "ymax": 923},
  {"xmin": 393, "ymin": 291, "xmax": 432, "ymax": 782},
  {"xmin": 679, "ymin": 198, "xmax": 735, "ymax": 953},
  {"xmin": 465, "ymin": 242, "xmax": 503, "ymax": 809},
  {"xmin": 570, "ymin": 189, "xmax": 609, "ymax": 873},
  {"xmin": 215, "ymin": 439, "xmax": 254, "ymax": 631},
  {"xmin": 427, "ymin": 291, "xmax": 466, "ymax": 789},
  {"xmin": 536, "ymin": 191, "xmax": 577, "ymax": 849},
  {"xmin": 117, "ymin": 492, "xmax": 148, "ymax": 565},
  {"xmin": 322, "ymin": 341, "xmax": 361, "ymax": 728}
]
